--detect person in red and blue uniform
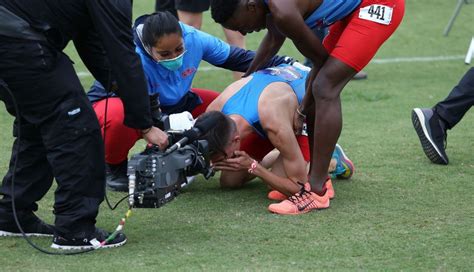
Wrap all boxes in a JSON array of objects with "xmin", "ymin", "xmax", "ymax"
[{"xmin": 210, "ymin": 0, "xmax": 405, "ymax": 214}]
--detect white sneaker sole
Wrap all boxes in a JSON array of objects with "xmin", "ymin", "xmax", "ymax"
[
  {"xmin": 412, "ymin": 108, "xmax": 448, "ymax": 164},
  {"xmin": 0, "ymin": 230, "xmax": 53, "ymax": 237},
  {"xmin": 50, "ymin": 238, "xmax": 127, "ymax": 250}
]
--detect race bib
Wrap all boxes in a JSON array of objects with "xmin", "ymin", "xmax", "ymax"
[
  {"xmin": 359, "ymin": 5, "xmax": 393, "ymax": 25},
  {"xmin": 260, "ymin": 66, "xmax": 302, "ymax": 81}
]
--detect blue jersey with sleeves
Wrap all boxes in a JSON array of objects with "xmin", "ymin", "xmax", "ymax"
[
  {"xmin": 137, "ymin": 22, "xmax": 230, "ymax": 106},
  {"xmin": 221, "ymin": 64, "xmax": 309, "ymax": 138},
  {"xmin": 264, "ymin": 0, "xmax": 361, "ymax": 28}
]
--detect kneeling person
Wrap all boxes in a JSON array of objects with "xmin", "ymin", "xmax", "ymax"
[{"xmin": 207, "ymin": 64, "xmax": 355, "ymax": 214}]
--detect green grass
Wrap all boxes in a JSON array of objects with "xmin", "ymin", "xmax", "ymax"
[{"xmin": 1, "ymin": 0, "xmax": 474, "ymax": 270}]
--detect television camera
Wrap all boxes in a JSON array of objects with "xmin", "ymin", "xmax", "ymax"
[{"xmin": 126, "ymin": 95, "xmax": 215, "ymax": 208}]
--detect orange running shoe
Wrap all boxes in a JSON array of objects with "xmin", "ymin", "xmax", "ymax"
[
  {"xmin": 269, "ymin": 179, "xmax": 334, "ymax": 201},
  {"xmin": 267, "ymin": 190, "xmax": 287, "ymax": 201},
  {"xmin": 268, "ymin": 183, "xmax": 330, "ymax": 215},
  {"xmin": 325, "ymin": 178, "xmax": 335, "ymax": 199}
]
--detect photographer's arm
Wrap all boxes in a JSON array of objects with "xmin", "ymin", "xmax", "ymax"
[{"xmin": 85, "ymin": 0, "xmax": 152, "ymax": 129}]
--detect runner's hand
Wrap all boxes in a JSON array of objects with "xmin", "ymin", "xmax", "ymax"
[{"xmin": 213, "ymin": 150, "xmax": 254, "ymax": 172}]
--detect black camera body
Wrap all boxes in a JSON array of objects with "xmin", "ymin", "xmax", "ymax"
[{"xmin": 127, "ymin": 130, "xmax": 214, "ymax": 208}]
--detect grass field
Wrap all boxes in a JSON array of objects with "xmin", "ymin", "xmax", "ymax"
[{"xmin": 1, "ymin": 0, "xmax": 473, "ymax": 271}]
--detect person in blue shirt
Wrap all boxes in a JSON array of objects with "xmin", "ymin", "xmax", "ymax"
[{"xmin": 87, "ymin": 11, "xmax": 293, "ymax": 191}]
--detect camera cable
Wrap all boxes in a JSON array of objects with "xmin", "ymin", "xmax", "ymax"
[
  {"xmin": 1, "ymin": 70, "xmax": 134, "ymax": 254},
  {"xmin": 1, "ymin": 80, "xmax": 96, "ymax": 255}
]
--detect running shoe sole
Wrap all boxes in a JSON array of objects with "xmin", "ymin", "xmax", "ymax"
[
  {"xmin": 0, "ymin": 230, "xmax": 53, "ymax": 237},
  {"xmin": 411, "ymin": 108, "xmax": 448, "ymax": 165},
  {"xmin": 51, "ymin": 239, "xmax": 127, "ymax": 250},
  {"xmin": 268, "ymin": 202, "xmax": 329, "ymax": 215},
  {"xmin": 334, "ymin": 144, "xmax": 355, "ymax": 179}
]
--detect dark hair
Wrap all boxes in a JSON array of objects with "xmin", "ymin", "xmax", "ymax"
[
  {"xmin": 142, "ymin": 11, "xmax": 182, "ymax": 48},
  {"xmin": 195, "ymin": 111, "xmax": 237, "ymax": 158},
  {"xmin": 210, "ymin": 0, "xmax": 241, "ymax": 24}
]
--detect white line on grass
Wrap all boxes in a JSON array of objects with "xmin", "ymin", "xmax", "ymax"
[
  {"xmin": 371, "ymin": 55, "xmax": 466, "ymax": 64},
  {"xmin": 77, "ymin": 55, "xmax": 467, "ymax": 78}
]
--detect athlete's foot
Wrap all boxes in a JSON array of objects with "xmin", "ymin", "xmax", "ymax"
[
  {"xmin": 331, "ymin": 144, "xmax": 355, "ymax": 179},
  {"xmin": 268, "ymin": 178, "xmax": 334, "ymax": 201},
  {"xmin": 325, "ymin": 178, "xmax": 335, "ymax": 199},
  {"xmin": 267, "ymin": 190, "xmax": 287, "ymax": 201},
  {"xmin": 268, "ymin": 183, "xmax": 330, "ymax": 215}
]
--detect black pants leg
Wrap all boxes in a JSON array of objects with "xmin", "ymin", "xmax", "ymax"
[
  {"xmin": 434, "ymin": 68, "xmax": 474, "ymax": 129},
  {"xmin": 155, "ymin": 0, "xmax": 178, "ymax": 18},
  {"xmin": 0, "ymin": 37, "xmax": 105, "ymax": 235},
  {"xmin": 0, "ymin": 119, "xmax": 54, "ymax": 217}
]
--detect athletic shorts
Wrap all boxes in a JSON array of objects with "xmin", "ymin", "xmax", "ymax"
[
  {"xmin": 175, "ymin": 0, "xmax": 210, "ymax": 13},
  {"xmin": 239, "ymin": 133, "xmax": 310, "ymax": 163},
  {"xmin": 323, "ymin": 0, "xmax": 405, "ymax": 71}
]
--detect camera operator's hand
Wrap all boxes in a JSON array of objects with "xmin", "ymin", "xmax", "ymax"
[{"xmin": 141, "ymin": 126, "xmax": 169, "ymax": 151}]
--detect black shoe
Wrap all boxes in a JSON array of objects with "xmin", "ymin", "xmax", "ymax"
[
  {"xmin": 0, "ymin": 212, "xmax": 54, "ymax": 237},
  {"xmin": 51, "ymin": 227, "xmax": 127, "ymax": 250},
  {"xmin": 412, "ymin": 108, "xmax": 449, "ymax": 165},
  {"xmin": 106, "ymin": 160, "xmax": 128, "ymax": 192}
]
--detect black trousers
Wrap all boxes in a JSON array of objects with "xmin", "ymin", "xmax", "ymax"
[
  {"xmin": 155, "ymin": 0, "xmax": 178, "ymax": 17},
  {"xmin": 155, "ymin": 0, "xmax": 211, "ymax": 15},
  {"xmin": 435, "ymin": 68, "xmax": 474, "ymax": 130},
  {"xmin": 0, "ymin": 37, "xmax": 105, "ymax": 235}
]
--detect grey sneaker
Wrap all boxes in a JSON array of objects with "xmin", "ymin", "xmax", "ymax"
[{"xmin": 411, "ymin": 108, "xmax": 449, "ymax": 165}]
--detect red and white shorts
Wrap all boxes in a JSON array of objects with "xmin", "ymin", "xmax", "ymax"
[
  {"xmin": 239, "ymin": 132, "xmax": 310, "ymax": 163},
  {"xmin": 323, "ymin": 0, "xmax": 405, "ymax": 71}
]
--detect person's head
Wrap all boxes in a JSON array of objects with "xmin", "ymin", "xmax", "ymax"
[
  {"xmin": 142, "ymin": 12, "xmax": 185, "ymax": 70},
  {"xmin": 210, "ymin": 0, "xmax": 268, "ymax": 35},
  {"xmin": 195, "ymin": 111, "xmax": 240, "ymax": 163}
]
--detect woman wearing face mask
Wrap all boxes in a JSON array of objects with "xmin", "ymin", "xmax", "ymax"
[{"xmin": 87, "ymin": 11, "xmax": 293, "ymax": 191}]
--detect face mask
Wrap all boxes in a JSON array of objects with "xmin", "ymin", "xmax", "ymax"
[{"xmin": 157, "ymin": 51, "xmax": 186, "ymax": 71}]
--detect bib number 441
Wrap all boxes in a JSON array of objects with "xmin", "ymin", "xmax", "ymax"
[{"xmin": 359, "ymin": 4, "xmax": 393, "ymax": 25}]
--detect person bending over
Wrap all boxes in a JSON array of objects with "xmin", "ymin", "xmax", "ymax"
[
  {"xmin": 210, "ymin": 0, "xmax": 404, "ymax": 214},
  {"xmin": 87, "ymin": 11, "xmax": 293, "ymax": 191},
  {"xmin": 206, "ymin": 64, "xmax": 355, "ymax": 214},
  {"xmin": 0, "ymin": 0, "xmax": 165, "ymax": 250}
]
